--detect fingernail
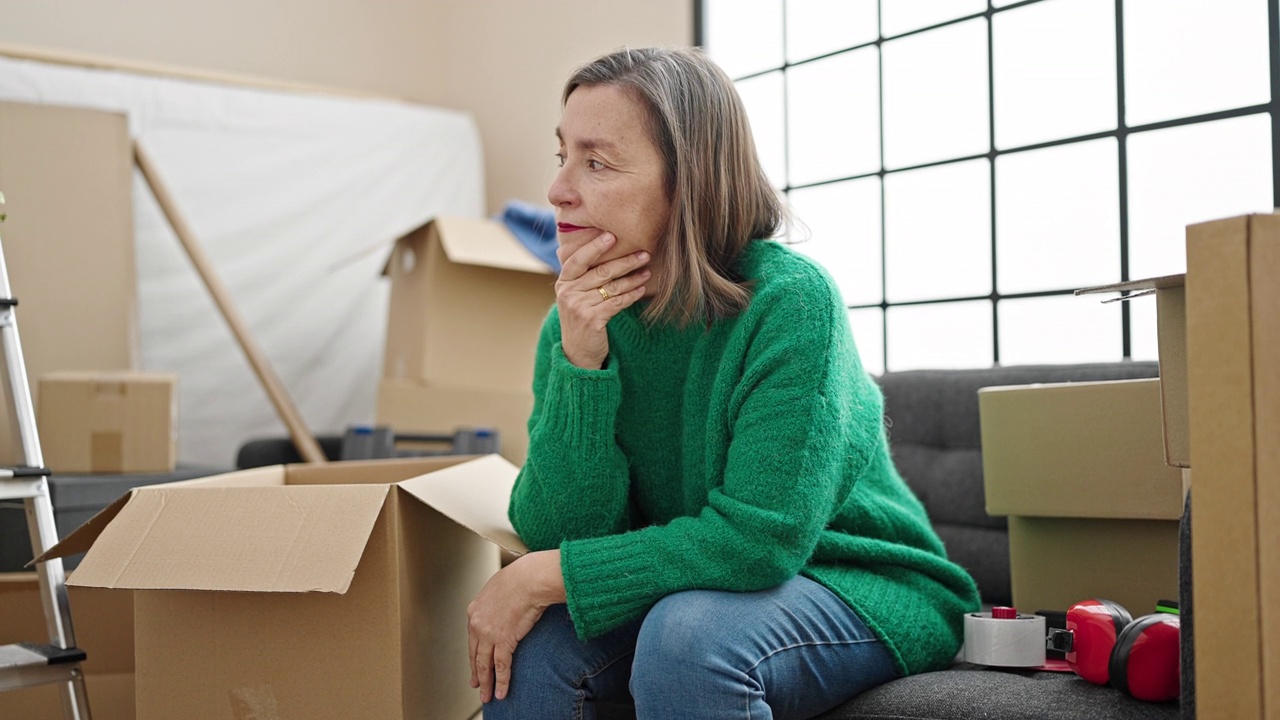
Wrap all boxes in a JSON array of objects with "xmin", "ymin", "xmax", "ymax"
[
  {"xmin": 601, "ymin": 234, "xmax": 615, "ymax": 245},
  {"xmin": 637, "ymin": 251, "xmax": 649, "ymax": 261}
]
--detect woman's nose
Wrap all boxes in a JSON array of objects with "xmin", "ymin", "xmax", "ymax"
[{"xmin": 547, "ymin": 166, "xmax": 577, "ymax": 207}]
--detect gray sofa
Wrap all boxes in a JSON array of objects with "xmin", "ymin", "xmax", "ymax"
[
  {"xmin": 599, "ymin": 361, "xmax": 1187, "ymax": 720},
  {"xmin": 818, "ymin": 361, "xmax": 1183, "ymax": 720}
]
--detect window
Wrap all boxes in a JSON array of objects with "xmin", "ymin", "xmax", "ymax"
[{"xmin": 702, "ymin": 0, "xmax": 1277, "ymax": 375}]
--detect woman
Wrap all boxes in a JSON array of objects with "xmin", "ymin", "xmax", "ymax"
[{"xmin": 467, "ymin": 47, "xmax": 980, "ymax": 719}]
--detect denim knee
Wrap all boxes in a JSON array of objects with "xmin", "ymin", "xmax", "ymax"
[{"xmin": 630, "ymin": 590, "xmax": 750, "ymax": 695}]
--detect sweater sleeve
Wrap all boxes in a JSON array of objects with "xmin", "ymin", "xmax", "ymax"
[
  {"xmin": 508, "ymin": 307, "xmax": 633, "ymax": 551},
  {"xmin": 560, "ymin": 272, "xmax": 885, "ymax": 639}
]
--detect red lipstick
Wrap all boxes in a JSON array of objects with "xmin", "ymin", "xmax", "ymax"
[{"xmin": 557, "ymin": 222, "xmax": 589, "ymax": 233}]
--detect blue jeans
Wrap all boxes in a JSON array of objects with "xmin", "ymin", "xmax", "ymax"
[{"xmin": 482, "ymin": 576, "xmax": 898, "ymax": 719}]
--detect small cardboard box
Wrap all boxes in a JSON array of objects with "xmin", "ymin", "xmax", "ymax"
[
  {"xmin": 382, "ymin": 216, "xmax": 555, "ymax": 393},
  {"xmin": 39, "ymin": 455, "xmax": 529, "ymax": 720},
  {"xmin": 1180, "ymin": 213, "xmax": 1280, "ymax": 720},
  {"xmin": 1076, "ymin": 275, "xmax": 1189, "ymax": 468},
  {"xmin": 376, "ymin": 378, "xmax": 535, "ymax": 465},
  {"xmin": 0, "ymin": 574, "xmax": 135, "ymax": 720},
  {"xmin": 979, "ymin": 378, "xmax": 1186, "ymax": 613},
  {"xmin": 38, "ymin": 372, "xmax": 177, "ymax": 473}
]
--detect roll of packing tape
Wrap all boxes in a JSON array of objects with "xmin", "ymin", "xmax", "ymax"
[{"xmin": 963, "ymin": 608, "xmax": 1046, "ymax": 667}]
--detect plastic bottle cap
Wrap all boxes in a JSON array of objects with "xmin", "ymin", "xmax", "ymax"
[{"xmin": 991, "ymin": 606, "xmax": 1018, "ymax": 620}]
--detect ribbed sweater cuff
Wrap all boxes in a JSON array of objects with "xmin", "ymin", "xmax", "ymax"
[
  {"xmin": 538, "ymin": 342, "xmax": 622, "ymax": 445},
  {"xmin": 561, "ymin": 532, "xmax": 664, "ymax": 640}
]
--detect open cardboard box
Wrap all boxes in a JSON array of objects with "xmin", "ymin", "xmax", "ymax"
[
  {"xmin": 378, "ymin": 216, "xmax": 555, "ymax": 468},
  {"xmin": 979, "ymin": 378, "xmax": 1185, "ymax": 613},
  {"xmin": 1076, "ymin": 275, "xmax": 1188, "ymax": 468},
  {"xmin": 37, "ymin": 455, "xmax": 530, "ymax": 720}
]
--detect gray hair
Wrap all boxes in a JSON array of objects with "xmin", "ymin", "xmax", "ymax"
[{"xmin": 564, "ymin": 47, "xmax": 786, "ymax": 326}]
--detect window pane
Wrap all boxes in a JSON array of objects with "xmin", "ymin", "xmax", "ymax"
[
  {"xmin": 1127, "ymin": 113, "xmax": 1273, "ymax": 279},
  {"xmin": 787, "ymin": 0, "xmax": 878, "ymax": 63},
  {"xmin": 881, "ymin": 0, "xmax": 986, "ymax": 37},
  {"xmin": 1124, "ymin": 0, "xmax": 1270, "ymax": 126},
  {"xmin": 1129, "ymin": 296, "xmax": 1159, "ymax": 361},
  {"xmin": 789, "ymin": 177, "xmax": 883, "ymax": 305},
  {"xmin": 885, "ymin": 159, "xmax": 992, "ymax": 302},
  {"xmin": 787, "ymin": 49, "xmax": 880, "ymax": 185},
  {"xmin": 883, "ymin": 20, "xmax": 990, "ymax": 168},
  {"xmin": 996, "ymin": 138, "xmax": 1120, "ymax": 294},
  {"xmin": 993, "ymin": 0, "xmax": 1117, "ymax": 149},
  {"xmin": 704, "ymin": 0, "xmax": 784, "ymax": 79},
  {"xmin": 735, "ymin": 72, "xmax": 788, "ymax": 189},
  {"xmin": 998, "ymin": 295, "xmax": 1124, "ymax": 365},
  {"xmin": 848, "ymin": 307, "xmax": 885, "ymax": 376},
  {"xmin": 887, "ymin": 300, "xmax": 994, "ymax": 371}
]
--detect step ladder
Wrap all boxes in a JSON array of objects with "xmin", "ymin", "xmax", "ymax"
[{"xmin": 0, "ymin": 198, "xmax": 92, "ymax": 718}]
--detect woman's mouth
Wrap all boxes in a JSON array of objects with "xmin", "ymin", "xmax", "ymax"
[{"xmin": 557, "ymin": 222, "xmax": 591, "ymax": 233}]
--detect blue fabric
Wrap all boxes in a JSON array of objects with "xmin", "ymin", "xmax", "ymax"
[
  {"xmin": 498, "ymin": 200, "xmax": 561, "ymax": 271},
  {"xmin": 482, "ymin": 576, "xmax": 898, "ymax": 720}
]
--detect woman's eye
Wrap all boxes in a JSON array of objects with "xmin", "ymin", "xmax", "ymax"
[
  {"xmin": 588, "ymin": 159, "xmax": 605, "ymax": 171},
  {"xmin": 554, "ymin": 153, "xmax": 566, "ymax": 167}
]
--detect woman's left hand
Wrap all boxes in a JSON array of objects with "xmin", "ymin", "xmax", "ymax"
[{"xmin": 468, "ymin": 549, "xmax": 567, "ymax": 703}]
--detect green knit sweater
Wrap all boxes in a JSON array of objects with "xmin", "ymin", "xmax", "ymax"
[{"xmin": 509, "ymin": 240, "xmax": 980, "ymax": 676}]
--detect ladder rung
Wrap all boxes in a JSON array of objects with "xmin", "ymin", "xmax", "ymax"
[
  {"xmin": 0, "ymin": 466, "xmax": 50, "ymax": 479},
  {"xmin": 0, "ymin": 643, "xmax": 87, "ymax": 670}
]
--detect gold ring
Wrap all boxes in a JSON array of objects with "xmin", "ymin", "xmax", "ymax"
[{"xmin": 598, "ymin": 286, "xmax": 611, "ymax": 301}]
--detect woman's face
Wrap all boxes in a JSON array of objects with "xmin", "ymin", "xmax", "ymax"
[{"xmin": 548, "ymin": 84, "xmax": 670, "ymax": 269}]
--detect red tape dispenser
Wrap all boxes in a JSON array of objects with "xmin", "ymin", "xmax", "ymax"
[{"xmin": 1046, "ymin": 598, "xmax": 1181, "ymax": 702}]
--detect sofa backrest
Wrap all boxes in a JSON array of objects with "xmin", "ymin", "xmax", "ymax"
[{"xmin": 874, "ymin": 362, "xmax": 1160, "ymax": 605}]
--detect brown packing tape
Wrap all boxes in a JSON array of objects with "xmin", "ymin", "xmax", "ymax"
[{"xmin": 91, "ymin": 431, "xmax": 124, "ymax": 473}]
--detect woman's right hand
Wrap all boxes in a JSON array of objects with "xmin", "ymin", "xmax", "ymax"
[{"xmin": 555, "ymin": 232, "xmax": 651, "ymax": 369}]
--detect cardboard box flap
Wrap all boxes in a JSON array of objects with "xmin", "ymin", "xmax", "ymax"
[
  {"xmin": 434, "ymin": 216, "xmax": 552, "ymax": 275},
  {"xmin": 1075, "ymin": 274, "xmax": 1186, "ymax": 299},
  {"xmin": 64, "ymin": 484, "xmax": 392, "ymax": 593},
  {"xmin": 31, "ymin": 491, "xmax": 135, "ymax": 564},
  {"xmin": 397, "ymin": 454, "xmax": 529, "ymax": 555}
]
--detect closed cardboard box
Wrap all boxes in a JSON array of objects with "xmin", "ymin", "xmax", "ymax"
[
  {"xmin": 38, "ymin": 372, "xmax": 176, "ymax": 473},
  {"xmin": 979, "ymin": 378, "xmax": 1185, "ymax": 612},
  {"xmin": 382, "ymin": 216, "xmax": 555, "ymax": 393},
  {"xmin": 1184, "ymin": 213, "xmax": 1280, "ymax": 720},
  {"xmin": 41, "ymin": 455, "xmax": 528, "ymax": 720}
]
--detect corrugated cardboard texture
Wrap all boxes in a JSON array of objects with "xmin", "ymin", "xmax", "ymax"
[
  {"xmin": 398, "ymin": 454, "xmax": 526, "ymax": 555},
  {"xmin": 0, "ymin": 574, "xmax": 134, "ymax": 674},
  {"xmin": 135, "ymin": 507, "xmax": 402, "ymax": 720},
  {"xmin": 376, "ymin": 379, "xmax": 533, "ymax": 465},
  {"xmin": 38, "ymin": 372, "xmax": 176, "ymax": 473},
  {"xmin": 0, "ymin": 671, "xmax": 134, "ymax": 720},
  {"xmin": 980, "ymin": 379, "xmax": 1184, "ymax": 519},
  {"xmin": 1008, "ymin": 516, "xmax": 1179, "ymax": 615},
  {"xmin": 68, "ymin": 484, "xmax": 391, "ymax": 593},
  {"xmin": 1250, "ymin": 217, "xmax": 1280, "ymax": 719},
  {"xmin": 1156, "ymin": 285, "xmax": 1190, "ymax": 468},
  {"xmin": 1186, "ymin": 214, "xmax": 1262, "ymax": 719},
  {"xmin": 0, "ymin": 102, "xmax": 137, "ymax": 466},
  {"xmin": 383, "ymin": 218, "xmax": 555, "ymax": 392}
]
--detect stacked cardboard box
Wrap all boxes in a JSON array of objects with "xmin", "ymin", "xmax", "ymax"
[
  {"xmin": 1076, "ymin": 213, "xmax": 1280, "ymax": 719},
  {"xmin": 979, "ymin": 378, "xmax": 1186, "ymax": 614},
  {"xmin": 376, "ymin": 217, "xmax": 556, "ymax": 465}
]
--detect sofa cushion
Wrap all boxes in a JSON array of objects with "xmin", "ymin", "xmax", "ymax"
[{"xmin": 817, "ymin": 663, "xmax": 1179, "ymax": 720}]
